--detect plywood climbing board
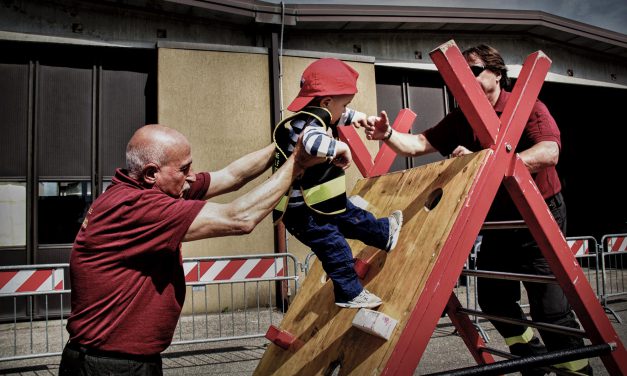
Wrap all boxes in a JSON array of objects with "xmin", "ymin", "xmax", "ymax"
[
  {"xmin": 256, "ymin": 149, "xmax": 491, "ymax": 375},
  {"xmin": 254, "ymin": 40, "xmax": 627, "ymax": 375}
]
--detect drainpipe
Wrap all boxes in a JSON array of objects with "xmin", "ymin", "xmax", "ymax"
[{"xmin": 269, "ymin": 30, "xmax": 290, "ymax": 312}]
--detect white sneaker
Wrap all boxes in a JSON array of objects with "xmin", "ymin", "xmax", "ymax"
[
  {"xmin": 335, "ymin": 289, "xmax": 382, "ymax": 309},
  {"xmin": 385, "ymin": 210, "xmax": 403, "ymax": 252}
]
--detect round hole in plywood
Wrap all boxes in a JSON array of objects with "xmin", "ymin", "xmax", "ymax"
[
  {"xmin": 425, "ymin": 188, "xmax": 443, "ymax": 211},
  {"xmin": 326, "ymin": 360, "xmax": 341, "ymax": 376}
]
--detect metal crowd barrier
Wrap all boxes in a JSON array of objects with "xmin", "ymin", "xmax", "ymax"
[
  {"xmin": 1, "ymin": 232, "xmax": 622, "ymax": 362},
  {"xmin": 567, "ymin": 236, "xmax": 602, "ymax": 300},
  {"xmin": 0, "ymin": 253, "xmax": 300, "ymax": 362},
  {"xmin": 600, "ymin": 233, "xmax": 627, "ymax": 323},
  {"xmin": 455, "ymin": 231, "xmax": 606, "ymax": 344},
  {"xmin": 0, "ymin": 263, "xmax": 69, "ymax": 362},
  {"xmin": 171, "ymin": 253, "xmax": 300, "ymax": 346}
]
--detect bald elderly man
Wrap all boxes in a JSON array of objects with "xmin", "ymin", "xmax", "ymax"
[{"xmin": 59, "ymin": 124, "xmax": 327, "ymax": 376}]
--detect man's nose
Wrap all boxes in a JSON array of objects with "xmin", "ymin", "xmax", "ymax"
[{"xmin": 186, "ymin": 169, "xmax": 196, "ymax": 182}]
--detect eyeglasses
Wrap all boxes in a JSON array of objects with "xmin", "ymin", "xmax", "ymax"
[{"xmin": 469, "ymin": 65, "xmax": 487, "ymax": 77}]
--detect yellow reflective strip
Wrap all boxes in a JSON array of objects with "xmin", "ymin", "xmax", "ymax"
[
  {"xmin": 305, "ymin": 205, "xmax": 346, "ymax": 216},
  {"xmin": 504, "ymin": 327, "xmax": 534, "ymax": 346},
  {"xmin": 302, "ymin": 175, "xmax": 345, "ymax": 206},
  {"xmin": 553, "ymin": 358, "xmax": 589, "ymax": 372},
  {"xmin": 275, "ymin": 195, "xmax": 289, "ymax": 213}
]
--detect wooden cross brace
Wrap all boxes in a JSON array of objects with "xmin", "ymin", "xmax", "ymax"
[{"xmin": 382, "ymin": 40, "xmax": 626, "ymax": 375}]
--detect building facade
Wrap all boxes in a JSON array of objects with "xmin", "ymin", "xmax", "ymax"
[{"xmin": 1, "ymin": 0, "xmax": 626, "ymax": 272}]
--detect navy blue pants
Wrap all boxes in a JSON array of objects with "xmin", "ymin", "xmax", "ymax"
[
  {"xmin": 283, "ymin": 200, "xmax": 389, "ymax": 302},
  {"xmin": 477, "ymin": 192, "xmax": 584, "ymax": 352}
]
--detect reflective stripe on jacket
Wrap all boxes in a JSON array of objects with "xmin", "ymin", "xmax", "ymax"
[{"xmin": 272, "ymin": 106, "xmax": 347, "ymax": 223}]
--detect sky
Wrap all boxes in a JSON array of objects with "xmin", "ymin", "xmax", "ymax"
[{"xmin": 269, "ymin": 0, "xmax": 627, "ymax": 35}]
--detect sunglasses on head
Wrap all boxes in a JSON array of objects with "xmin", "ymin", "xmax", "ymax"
[{"xmin": 470, "ymin": 65, "xmax": 488, "ymax": 77}]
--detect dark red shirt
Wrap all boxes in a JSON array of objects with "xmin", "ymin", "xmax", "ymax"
[
  {"xmin": 424, "ymin": 90, "xmax": 562, "ymax": 219},
  {"xmin": 67, "ymin": 169, "xmax": 210, "ymax": 355}
]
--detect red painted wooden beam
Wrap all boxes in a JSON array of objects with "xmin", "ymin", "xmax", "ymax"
[
  {"xmin": 446, "ymin": 294, "xmax": 495, "ymax": 365},
  {"xmin": 338, "ymin": 108, "xmax": 416, "ymax": 178},
  {"xmin": 383, "ymin": 39, "xmax": 551, "ymax": 375},
  {"xmin": 505, "ymin": 158, "xmax": 627, "ymax": 375}
]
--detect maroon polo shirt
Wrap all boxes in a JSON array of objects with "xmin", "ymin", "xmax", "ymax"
[
  {"xmin": 424, "ymin": 90, "xmax": 562, "ymax": 219},
  {"xmin": 67, "ymin": 169, "xmax": 210, "ymax": 355}
]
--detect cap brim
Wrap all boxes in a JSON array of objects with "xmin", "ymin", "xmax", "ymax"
[{"xmin": 287, "ymin": 96, "xmax": 314, "ymax": 112}]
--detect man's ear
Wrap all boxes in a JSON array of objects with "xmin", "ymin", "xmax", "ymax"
[{"xmin": 142, "ymin": 163, "xmax": 159, "ymax": 186}]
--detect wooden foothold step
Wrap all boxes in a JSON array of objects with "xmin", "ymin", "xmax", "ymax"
[
  {"xmin": 265, "ymin": 325, "xmax": 297, "ymax": 350},
  {"xmin": 352, "ymin": 308, "xmax": 398, "ymax": 341},
  {"xmin": 353, "ymin": 258, "xmax": 370, "ymax": 279}
]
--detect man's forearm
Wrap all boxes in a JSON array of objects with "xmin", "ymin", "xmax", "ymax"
[
  {"xmin": 184, "ymin": 156, "xmax": 303, "ymax": 241},
  {"xmin": 229, "ymin": 156, "xmax": 302, "ymax": 230},
  {"xmin": 384, "ymin": 131, "xmax": 431, "ymax": 157},
  {"xmin": 229, "ymin": 143, "xmax": 275, "ymax": 185},
  {"xmin": 203, "ymin": 143, "xmax": 275, "ymax": 199},
  {"xmin": 519, "ymin": 141, "xmax": 559, "ymax": 173}
]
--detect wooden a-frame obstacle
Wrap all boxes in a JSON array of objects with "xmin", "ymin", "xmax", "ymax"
[{"xmin": 254, "ymin": 40, "xmax": 627, "ymax": 375}]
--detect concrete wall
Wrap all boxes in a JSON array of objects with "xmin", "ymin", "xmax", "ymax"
[{"xmin": 157, "ymin": 45, "xmax": 379, "ymax": 312}]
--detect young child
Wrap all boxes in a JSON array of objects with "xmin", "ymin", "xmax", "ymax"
[{"xmin": 273, "ymin": 58, "xmax": 403, "ymax": 308}]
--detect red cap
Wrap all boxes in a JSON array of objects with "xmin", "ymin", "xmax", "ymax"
[{"xmin": 287, "ymin": 58, "xmax": 359, "ymax": 112}]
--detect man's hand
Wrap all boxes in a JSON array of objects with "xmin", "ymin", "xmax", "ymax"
[
  {"xmin": 332, "ymin": 141, "xmax": 352, "ymax": 170},
  {"xmin": 451, "ymin": 145, "xmax": 472, "ymax": 157},
  {"xmin": 363, "ymin": 111, "xmax": 390, "ymax": 140},
  {"xmin": 292, "ymin": 133, "xmax": 326, "ymax": 171}
]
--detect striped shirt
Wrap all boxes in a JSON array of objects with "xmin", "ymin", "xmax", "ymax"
[{"xmin": 287, "ymin": 108, "xmax": 364, "ymax": 207}]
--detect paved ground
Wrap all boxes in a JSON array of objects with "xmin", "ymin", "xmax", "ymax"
[{"xmin": 0, "ymin": 297, "xmax": 625, "ymax": 375}]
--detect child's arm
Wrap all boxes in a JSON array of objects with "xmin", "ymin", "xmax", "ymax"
[
  {"xmin": 339, "ymin": 108, "xmax": 367, "ymax": 127},
  {"xmin": 302, "ymin": 126, "xmax": 352, "ymax": 170}
]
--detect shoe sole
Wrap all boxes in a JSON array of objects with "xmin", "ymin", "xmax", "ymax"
[
  {"xmin": 335, "ymin": 301, "xmax": 383, "ymax": 309},
  {"xmin": 387, "ymin": 211, "xmax": 404, "ymax": 251}
]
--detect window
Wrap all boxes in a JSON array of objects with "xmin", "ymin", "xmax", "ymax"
[
  {"xmin": 0, "ymin": 41, "xmax": 155, "ymax": 260},
  {"xmin": 38, "ymin": 182, "xmax": 92, "ymax": 245},
  {"xmin": 0, "ymin": 183, "xmax": 26, "ymax": 247}
]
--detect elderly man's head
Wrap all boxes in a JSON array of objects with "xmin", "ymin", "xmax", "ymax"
[{"xmin": 126, "ymin": 124, "xmax": 195, "ymax": 198}]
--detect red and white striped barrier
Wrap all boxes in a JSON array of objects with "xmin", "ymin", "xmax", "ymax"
[
  {"xmin": 184, "ymin": 257, "xmax": 285, "ymax": 283},
  {"xmin": 567, "ymin": 239, "xmax": 590, "ymax": 256},
  {"xmin": 607, "ymin": 236, "xmax": 627, "ymax": 253},
  {"xmin": 0, "ymin": 268, "xmax": 64, "ymax": 294}
]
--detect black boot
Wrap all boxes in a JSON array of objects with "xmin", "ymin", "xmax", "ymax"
[{"xmin": 509, "ymin": 336, "xmax": 547, "ymax": 376}]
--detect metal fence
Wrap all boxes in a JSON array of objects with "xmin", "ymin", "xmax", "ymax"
[
  {"xmin": 0, "ymin": 253, "xmax": 300, "ymax": 362},
  {"xmin": 455, "ymin": 234, "xmax": 622, "ymax": 343},
  {"xmin": 172, "ymin": 253, "xmax": 300, "ymax": 346},
  {"xmin": 1, "ymin": 233, "xmax": 623, "ymax": 362},
  {"xmin": 0, "ymin": 264, "xmax": 69, "ymax": 361},
  {"xmin": 600, "ymin": 234, "xmax": 627, "ymax": 323},
  {"xmin": 567, "ymin": 236, "xmax": 602, "ymax": 299}
]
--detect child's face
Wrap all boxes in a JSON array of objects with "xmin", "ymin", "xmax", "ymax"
[{"xmin": 323, "ymin": 94, "xmax": 355, "ymax": 124}]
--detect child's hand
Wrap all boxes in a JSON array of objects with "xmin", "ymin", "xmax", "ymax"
[
  {"xmin": 364, "ymin": 111, "xmax": 390, "ymax": 140},
  {"xmin": 348, "ymin": 111, "xmax": 368, "ymax": 129},
  {"xmin": 333, "ymin": 141, "xmax": 352, "ymax": 170}
]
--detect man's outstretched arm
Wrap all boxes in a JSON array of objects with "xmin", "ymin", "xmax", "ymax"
[{"xmin": 185, "ymin": 140, "xmax": 323, "ymax": 241}]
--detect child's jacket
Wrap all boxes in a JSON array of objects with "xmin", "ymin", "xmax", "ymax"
[{"xmin": 272, "ymin": 106, "xmax": 347, "ymax": 223}]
